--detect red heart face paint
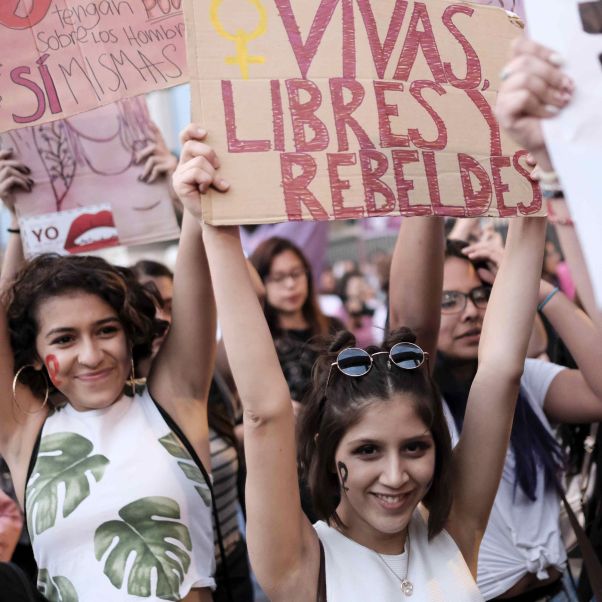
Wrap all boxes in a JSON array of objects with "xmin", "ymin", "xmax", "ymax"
[{"xmin": 45, "ymin": 354, "xmax": 61, "ymax": 386}]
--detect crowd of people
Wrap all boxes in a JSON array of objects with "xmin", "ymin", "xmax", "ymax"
[{"xmin": 0, "ymin": 32, "xmax": 601, "ymax": 602}]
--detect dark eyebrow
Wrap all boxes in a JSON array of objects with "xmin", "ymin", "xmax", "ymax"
[
  {"xmin": 45, "ymin": 317, "xmax": 120, "ymax": 339},
  {"xmin": 347, "ymin": 433, "xmax": 433, "ymax": 447}
]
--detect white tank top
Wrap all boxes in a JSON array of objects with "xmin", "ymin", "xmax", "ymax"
[
  {"xmin": 25, "ymin": 388, "xmax": 215, "ymax": 601},
  {"xmin": 314, "ymin": 509, "xmax": 484, "ymax": 602}
]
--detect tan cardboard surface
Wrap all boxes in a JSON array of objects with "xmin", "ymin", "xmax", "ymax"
[{"xmin": 185, "ymin": 0, "xmax": 542, "ymax": 223}]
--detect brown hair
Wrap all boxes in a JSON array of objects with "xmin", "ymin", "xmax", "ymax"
[
  {"xmin": 249, "ymin": 237, "xmax": 329, "ymax": 337},
  {"xmin": 297, "ymin": 328, "xmax": 453, "ymax": 539},
  {"xmin": 5, "ymin": 254, "xmax": 166, "ymax": 405}
]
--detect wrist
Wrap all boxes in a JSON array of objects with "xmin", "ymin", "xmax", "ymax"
[
  {"xmin": 538, "ymin": 280, "xmax": 556, "ymax": 304},
  {"xmin": 538, "ymin": 286, "xmax": 560, "ymax": 312}
]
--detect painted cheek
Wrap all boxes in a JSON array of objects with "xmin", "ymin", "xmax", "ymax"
[{"xmin": 45, "ymin": 354, "xmax": 61, "ymax": 387}]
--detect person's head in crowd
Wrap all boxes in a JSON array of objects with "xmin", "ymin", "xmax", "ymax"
[
  {"xmin": 318, "ymin": 264, "xmax": 337, "ymax": 296},
  {"xmin": 437, "ymin": 239, "xmax": 491, "ymax": 361},
  {"xmin": 250, "ymin": 237, "xmax": 329, "ymax": 336},
  {"xmin": 298, "ymin": 327, "xmax": 452, "ymax": 539},
  {"xmin": 6, "ymin": 254, "xmax": 165, "ymax": 411},
  {"xmin": 133, "ymin": 259, "xmax": 174, "ymax": 323},
  {"xmin": 337, "ymin": 270, "xmax": 375, "ymax": 318},
  {"xmin": 542, "ymin": 239, "xmax": 562, "ymax": 285}
]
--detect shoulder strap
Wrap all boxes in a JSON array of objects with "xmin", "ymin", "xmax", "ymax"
[
  {"xmin": 317, "ymin": 540, "xmax": 327, "ymax": 602},
  {"xmin": 558, "ymin": 488, "xmax": 602, "ymax": 602}
]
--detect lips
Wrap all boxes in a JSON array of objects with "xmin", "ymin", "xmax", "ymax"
[
  {"xmin": 76, "ymin": 368, "xmax": 113, "ymax": 382},
  {"xmin": 456, "ymin": 328, "xmax": 481, "ymax": 341},
  {"xmin": 64, "ymin": 210, "xmax": 119, "ymax": 254},
  {"xmin": 371, "ymin": 491, "xmax": 413, "ymax": 511}
]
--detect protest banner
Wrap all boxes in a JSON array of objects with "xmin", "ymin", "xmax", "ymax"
[
  {"xmin": 0, "ymin": 0, "xmax": 187, "ymax": 133},
  {"xmin": 184, "ymin": 0, "xmax": 541, "ymax": 224},
  {"xmin": 525, "ymin": 0, "xmax": 602, "ymax": 309},
  {"xmin": 0, "ymin": 96, "xmax": 180, "ymax": 258}
]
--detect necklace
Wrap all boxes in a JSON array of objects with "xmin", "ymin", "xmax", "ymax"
[{"xmin": 376, "ymin": 531, "xmax": 413, "ymax": 597}]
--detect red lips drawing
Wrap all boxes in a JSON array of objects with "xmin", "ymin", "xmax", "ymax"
[{"xmin": 64, "ymin": 210, "xmax": 119, "ymax": 254}]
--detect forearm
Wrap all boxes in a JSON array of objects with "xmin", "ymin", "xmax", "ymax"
[
  {"xmin": 540, "ymin": 288, "xmax": 602, "ymax": 398},
  {"xmin": 159, "ymin": 211, "xmax": 216, "ymax": 397},
  {"xmin": 202, "ymin": 224, "xmax": 291, "ymax": 417},
  {"xmin": 389, "ymin": 217, "xmax": 444, "ymax": 358},
  {"xmin": 551, "ymin": 200, "xmax": 600, "ymax": 324},
  {"xmin": 0, "ymin": 215, "xmax": 25, "ymax": 294},
  {"xmin": 478, "ymin": 218, "xmax": 546, "ymax": 375}
]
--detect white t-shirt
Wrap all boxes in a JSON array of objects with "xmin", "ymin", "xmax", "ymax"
[
  {"xmin": 26, "ymin": 388, "xmax": 216, "ymax": 601},
  {"xmin": 314, "ymin": 509, "xmax": 484, "ymax": 602},
  {"xmin": 443, "ymin": 358, "xmax": 567, "ymax": 600}
]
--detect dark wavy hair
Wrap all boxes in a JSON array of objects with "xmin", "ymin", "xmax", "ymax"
[
  {"xmin": 5, "ymin": 254, "xmax": 166, "ymax": 405},
  {"xmin": 297, "ymin": 327, "xmax": 453, "ymax": 540},
  {"xmin": 439, "ymin": 239, "xmax": 564, "ymax": 500},
  {"xmin": 250, "ymin": 237, "xmax": 329, "ymax": 338}
]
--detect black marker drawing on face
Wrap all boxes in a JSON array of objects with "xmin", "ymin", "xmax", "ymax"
[{"xmin": 337, "ymin": 461, "xmax": 349, "ymax": 493}]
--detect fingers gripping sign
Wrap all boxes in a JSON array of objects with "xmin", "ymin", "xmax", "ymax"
[
  {"xmin": 494, "ymin": 38, "xmax": 574, "ymax": 157},
  {"xmin": 172, "ymin": 125, "xmax": 230, "ymax": 220}
]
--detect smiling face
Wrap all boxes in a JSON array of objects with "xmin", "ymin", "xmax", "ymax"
[
  {"xmin": 437, "ymin": 256, "xmax": 486, "ymax": 361},
  {"xmin": 335, "ymin": 394, "xmax": 435, "ymax": 554},
  {"xmin": 34, "ymin": 291, "xmax": 131, "ymax": 412},
  {"xmin": 265, "ymin": 249, "xmax": 309, "ymax": 316}
]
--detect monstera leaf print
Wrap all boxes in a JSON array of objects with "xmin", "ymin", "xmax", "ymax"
[
  {"xmin": 159, "ymin": 432, "xmax": 211, "ymax": 507},
  {"xmin": 38, "ymin": 569, "xmax": 79, "ymax": 602},
  {"xmin": 26, "ymin": 433, "xmax": 109, "ymax": 538},
  {"xmin": 94, "ymin": 496, "xmax": 192, "ymax": 601}
]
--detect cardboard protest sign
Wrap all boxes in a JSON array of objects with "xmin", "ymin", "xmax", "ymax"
[
  {"xmin": 0, "ymin": 0, "xmax": 187, "ymax": 133},
  {"xmin": 184, "ymin": 0, "xmax": 541, "ymax": 225},
  {"xmin": 0, "ymin": 96, "xmax": 180, "ymax": 258},
  {"xmin": 525, "ymin": 0, "xmax": 602, "ymax": 309}
]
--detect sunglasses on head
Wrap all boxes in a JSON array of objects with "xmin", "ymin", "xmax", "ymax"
[{"xmin": 325, "ymin": 342, "xmax": 429, "ymax": 389}]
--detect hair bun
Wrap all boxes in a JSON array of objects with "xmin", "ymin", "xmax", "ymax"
[
  {"xmin": 384, "ymin": 327, "xmax": 417, "ymax": 348},
  {"xmin": 328, "ymin": 330, "xmax": 356, "ymax": 353}
]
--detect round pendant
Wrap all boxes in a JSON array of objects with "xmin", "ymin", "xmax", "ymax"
[{"xmin": 400, "ymin": 579, "xmax": 414, "ymax": 596}]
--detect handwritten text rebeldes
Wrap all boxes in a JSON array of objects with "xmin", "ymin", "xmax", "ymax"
[{"xmin": 217, "ymin": 0, "xmax": 540, "ymax": 219}]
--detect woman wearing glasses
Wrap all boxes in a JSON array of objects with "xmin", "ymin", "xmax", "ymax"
[
  {"xmin": 390, "ymin": 213, "xmax": 602, "ymax": 600},
  {"xmin": 250, "ymin": 237, "xmax": 342, "ymax": 405},
  {"xmin": 172, "ymin": 128, "xmax": 546, "ymax": 602}
]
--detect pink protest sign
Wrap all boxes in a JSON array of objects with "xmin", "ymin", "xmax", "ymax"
[
  {"xmin": 0, "ymin": 0, "xmax": 187, "ymax": 133},
  {"xmin": 0, "ymin": 96, "xmax": 180, "ymax": 257}
]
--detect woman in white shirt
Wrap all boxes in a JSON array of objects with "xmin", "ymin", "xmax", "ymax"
[{"xmin": 172, "ymin": 128, "xmax": 546, "ymax": 602}]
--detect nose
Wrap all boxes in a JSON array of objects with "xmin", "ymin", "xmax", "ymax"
[
  {"xmin": 78, "ymin": 336, "xmax": 104, "ymax": 368},
  {"xmin": 379, "ymin": 453, "xmax": 410, "ymax": 490},
  {"xmin": 461, "ymin": 295, "xmax": 480, "ymax": 321}
]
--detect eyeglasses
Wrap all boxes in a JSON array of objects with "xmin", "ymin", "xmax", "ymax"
[
  {"xmin": 441, "ymin": 286, "xmax": 490, "ymax": 314},
  {"xmin": 326, "ymin": 342, "xmax": 429, "ymax": 389},
  {"xmin": 266, "ymin": 266, "xmax": 307, "ymax": 285}
]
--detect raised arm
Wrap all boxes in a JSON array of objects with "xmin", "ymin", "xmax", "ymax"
[
  {"xmin": 447, "ymin": 217, "xmax": 546, "ymax": 572},
  {"xmin": 0, "ymin": 152, "xmax": 45, "ymax": 469},
  {"xmin": 172, "ymin": 128, "xmax": 318, "ymax": 600},
  {"xmin": 148, "ymin": 126, "xmax": 217, "ymax": 462},
  {"xmin": 389, "ymin": 217, "xmax": 445, "ymax": 361}
]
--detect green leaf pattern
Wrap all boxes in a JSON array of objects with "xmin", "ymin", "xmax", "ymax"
[
  {"xmin": 158, "ymin": 433, "xmax": 211, "ymax": 507},
  {"xmin": 38, "ymin": 569, "xmax": 79, "ymax": 602},
  {"xmin": 26, "ymin": 433, "xmax": 109, "ymax": 538},
  {"xmin": 94, "ymin": 496, "xmax": 192, "ymax": 600}
]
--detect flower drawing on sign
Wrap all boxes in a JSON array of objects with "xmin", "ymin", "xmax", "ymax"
[{"xmin": 31, "ymin": 97, "xmax": 154, "ymax": 212}]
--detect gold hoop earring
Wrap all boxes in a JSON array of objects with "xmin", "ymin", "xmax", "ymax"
[
  {"xmin": 125, "ymin": 357, "xmax": 146, "ymax": 395},
  {"xmin": 12, "ymin": 365, "xmax": 49, "ymax": 415}
]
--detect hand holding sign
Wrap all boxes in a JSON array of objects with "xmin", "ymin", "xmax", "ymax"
[
  {"xmin": 172, "ymin": 125, "xmax": 230, "ymax": 221},
  {"xmin": 494, "ymin": 38, "xmax": 574, "ymax": 170}
]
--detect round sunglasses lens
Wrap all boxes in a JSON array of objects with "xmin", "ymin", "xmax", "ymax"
[
  {"xmin": 389, "ymin": 343, "xmax": 424, "ymax": 369},
  {"xmin": 337, "ymin": 348, "xmax": 372, "ymax": 376}
]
